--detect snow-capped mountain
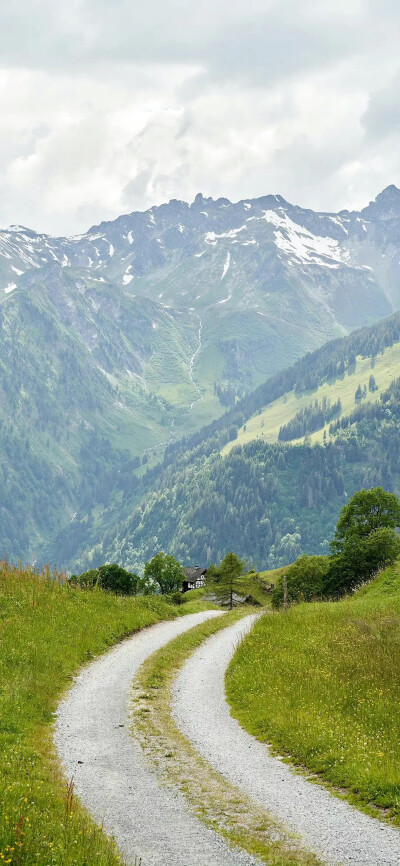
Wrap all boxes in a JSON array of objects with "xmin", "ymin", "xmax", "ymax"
[
  {"xmin": 2, "ymin": 184, "xmax": 400, "ymax": 563},
  {"xmin": 1, "ymin": 186, "xmax": 399, "ymax": 376}
]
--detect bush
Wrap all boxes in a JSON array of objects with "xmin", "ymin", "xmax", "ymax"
[
  {"xmin": 272, "ymin": 555, "xmax": 330, "ymax": 608},
  {"xmin": 68, "ymin": 568, "xmax": 99, "ymax": 588},
  {"xmin": 326, "ymin": 528, "xmax": 400, "ymax": 596},
  {"xmin": 69, "ymin": 564, "xmax": 139, "ymax": 595},
  {"xmin": 165, "ymin": 590, "xmax": 185, "ymax": 605},
  {"xmin": 98, "ymin": 563, "xmax": 139, "ymax": 595}
]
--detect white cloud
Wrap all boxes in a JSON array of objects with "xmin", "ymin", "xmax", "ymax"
[{"xmin": 0, "ymin": 1, "xmax": 400, "ymax": 233}]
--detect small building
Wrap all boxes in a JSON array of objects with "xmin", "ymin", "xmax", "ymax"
[{"xmin": 182, "ymin": 566, "xmax": 207, "ymax": 593}]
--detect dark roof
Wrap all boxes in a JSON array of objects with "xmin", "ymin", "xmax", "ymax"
[{"xmin": 183, "ymin": 566, "xmax": 207, "ymax": 582}]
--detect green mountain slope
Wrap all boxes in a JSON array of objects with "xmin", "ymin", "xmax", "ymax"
[
  {"xmin": 0, "ymin": 266, "xmax": 211, "ymax": 559},
  {"xmin": 53, "ymin": 311, "xmax": 400, "ymax": 573},
  {"xmin": 222, "ymin": 340, "xmax": 400, "ymax": 454}
]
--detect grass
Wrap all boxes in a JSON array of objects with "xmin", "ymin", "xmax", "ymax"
[
  {"xmin": 222, "ymin": 341, "xmax": 400, "ymax": 455},
  {"xmin": 131, "ymin": 609, "xmax": 321, "ymax": 866},
  {"xmin": 226, "ymin": 559, "xmax": 400, "ymax": 823},
  {"xmin": 247, "ymin": 567, "xmax": 288, "ymax": 604},
  {"xmin": 0, "ymin": 562, "xmax": 213, "ymax": 865}
]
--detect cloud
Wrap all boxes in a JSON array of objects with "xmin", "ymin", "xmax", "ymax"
[
  {"xmin": 362, "ymin": 73, "xmax": 400, "ymax": 142},
  {"xmin": 0, "ymin": 1, "xmax": 400, "ymax": 233}
]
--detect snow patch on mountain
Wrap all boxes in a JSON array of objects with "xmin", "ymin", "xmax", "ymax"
[
  {"xmin": 262, "ymin": 210, "xmax": 345, "ymax": 268},
  {"xmin": 205, "ymin": 226, "xmax": 247, "ymax": 246},
  {"xmin": 221, "ymin": 252, "xmax": 231, "ymax": 280},
  {"xmin": 218, "ymin": 292, "xmax": 232, "ymax": 304}
]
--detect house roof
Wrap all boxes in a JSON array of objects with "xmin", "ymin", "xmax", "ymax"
[{"xmin": 183, "ymin": 566, "xmax": 207, "ymax": 582}]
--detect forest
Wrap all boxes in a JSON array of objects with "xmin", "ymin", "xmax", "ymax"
[
  {"xmin": 278, "ymin": 398, "xmax": 342, "ymax": 441},
  {"xmin": 44, "ymin": 310, "xmax": 400, "ymax": 571}
]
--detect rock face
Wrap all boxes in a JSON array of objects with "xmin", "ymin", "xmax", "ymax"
[{"xmin": 1, "ymin": 186, "xmax": 400, "ymax": 394}]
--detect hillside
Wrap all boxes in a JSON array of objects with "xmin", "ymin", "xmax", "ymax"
[
  {"xmin": 222, "ymin": 337, "xmax": 400, "ymax": 454},
  {"xmin": 4, "ymin": 185, "xmax": 400, "ymax": 562},
  {"xmin": 57, "ymin": 311, "xmax": 400, "ymax": 573},
  {"xmin": 226, "ymin": 559, "xmax": 400, "ymax": 822}
]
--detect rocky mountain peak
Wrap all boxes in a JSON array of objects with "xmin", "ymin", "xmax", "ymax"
[{"xmin": 362, "ymin": 184, "xmax": 400, "ymax": 220}]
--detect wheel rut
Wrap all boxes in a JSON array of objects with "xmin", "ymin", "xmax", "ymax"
[
  {"xmin": 54, "ymin": 610, "xmax": 258, "ymax": 866},
  {"xmin": 172, "ymin": 616, "xmax": 400, "ymax": 866}
]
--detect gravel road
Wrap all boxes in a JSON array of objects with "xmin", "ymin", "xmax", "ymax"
[
  {"xmin": 172, "ymin": 614, "xmax": 400, "ymax": 866},
  {"xmin": 54, "ymin": 610, "xmax": 260, "ymax": 866}
]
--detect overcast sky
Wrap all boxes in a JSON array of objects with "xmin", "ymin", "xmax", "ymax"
[{"xmin": 1, "ymin": 0, "xmax": 399, "ymax": 235}]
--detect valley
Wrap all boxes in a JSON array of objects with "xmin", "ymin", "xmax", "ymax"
[
  {"xmin": 2, "ymin": 185, "xmax": 400, "ymax": 567},
  {"xmin": 57, "ymin": 311, "xmax": 400, "ymax": 575}
]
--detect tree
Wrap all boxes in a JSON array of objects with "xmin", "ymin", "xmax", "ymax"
[
  {"xmin": 326, "ymin": 529, "xmax": 400, "ymax": 596},
  {"xmin": 97, "ymin": 563, "xmax": 139, "ymax": 595},
  {"xmin": 331, "ymin": 487, "xmax": 400, "ymax": 553},
  {"xmin": 68, "ymin": 563, "xmax": 139, "ymax": 595},
  {"xmin": 206, "ymin": 551, "xmax": 245, "ymax": 609},
  {"xmin": 369, "ymin": 374, "xmax": 377, "ymax": 392},
  {"xmin": 328, "ymin": 488, "xmax": 400, "ymax": 595},
  {"xmin": 144, "ymin": 551, "xmax": 184, "ymax": 594},
  {"xmin": 272, "ymin": 555, "xmax": 330, "ymax": 608},
  {"xmin": 355, "ymin": 384, "xmax": 362, "ymax": 401}
]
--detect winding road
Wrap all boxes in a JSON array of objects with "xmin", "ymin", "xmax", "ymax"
[
  {"xmin": 172, "ymin": 615, "xmax": 400, "ymax": 866},
  {"xmin": 54, "ymin": 611, "xmax": 259, "ymax": 866}
]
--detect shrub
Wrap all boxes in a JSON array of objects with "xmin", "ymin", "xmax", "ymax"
[
  {"xmin": 166, "ymin": 590, "xmax": 185, "ymax": 605},
  {"xmin": 69, "ymin": 564, "xmax": 139, "ymax": 595},
  {"xmin": 68, "ymin": 568, "xmax": 99, "ymax": 588},
  {"xmin": 98, "ymin": 563, "xmax": 140, "ymax": 595},
  {"xmin": 326, "ymin": 528, "xmax": 400, "ymax": 596},
  {"xmin": 272, "ymin": 555, "xmax": 330, "ymax": 608}
]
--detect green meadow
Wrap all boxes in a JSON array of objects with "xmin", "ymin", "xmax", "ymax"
[
  {"xmin": 226, "ymin": 559, "xmax": 400, "ymax": 822},
  {"xmin": 223, "ymin": 340, "xmax": 400, "ymax": 455}
]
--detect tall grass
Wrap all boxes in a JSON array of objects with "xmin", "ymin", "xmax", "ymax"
[
  {"xmin": 226, "ymin": 561, "xmax": 400, "ymax": 822},
  {"xmin": 0, "ymin": 561, "xmax": 205, "ymax": 865}
]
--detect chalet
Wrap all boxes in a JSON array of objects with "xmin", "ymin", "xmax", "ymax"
[{"xmin": 182, "ymin": 566, "xmax": 207, "ymax": 593}]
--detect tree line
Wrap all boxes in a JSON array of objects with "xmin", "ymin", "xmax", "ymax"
[{"xmin": 278, "ymin": 398, "xmax": 342, "ymax": 442}]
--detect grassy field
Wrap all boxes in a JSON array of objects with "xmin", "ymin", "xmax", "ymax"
[
  {"xmin": 0, "ymin": 562, "xmax": 210, "ymax": 865},
  {"xmin": 222, "ymin": 340, "xmax": 400, "ymax": 455},
  {"xmin": 226, "ymin": 559, "xmax": 400, "ymax": 822}
]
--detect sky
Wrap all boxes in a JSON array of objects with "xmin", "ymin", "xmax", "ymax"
[{"xmin": 1, "ymin": 0, "xmax": 400, "ymax": 235}]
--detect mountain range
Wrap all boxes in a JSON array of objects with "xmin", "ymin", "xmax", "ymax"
[{"xmin": 2, "ymin": 184, "xmax": 400, "ymax": 564}]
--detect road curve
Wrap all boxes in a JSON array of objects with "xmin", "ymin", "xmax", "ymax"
[
  {"xmin": 54, "ymin": 610, "xmax": 259, "ymax": 866},
  {"xmin": 172, "ymin": 614, "xmax": 400, "ymax": 866}
]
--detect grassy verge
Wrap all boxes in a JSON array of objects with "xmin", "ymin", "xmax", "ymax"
[
  {"xmin": 131, "ymin": 610, "xmax": 321, "ymax": 866},
  {"xmin": 226, "ymin": 561, "xmax": 400, "ymax": 824},
  {"xmin": 0, "ymin": 562, "xmax": 213, "ymax": 865}
]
